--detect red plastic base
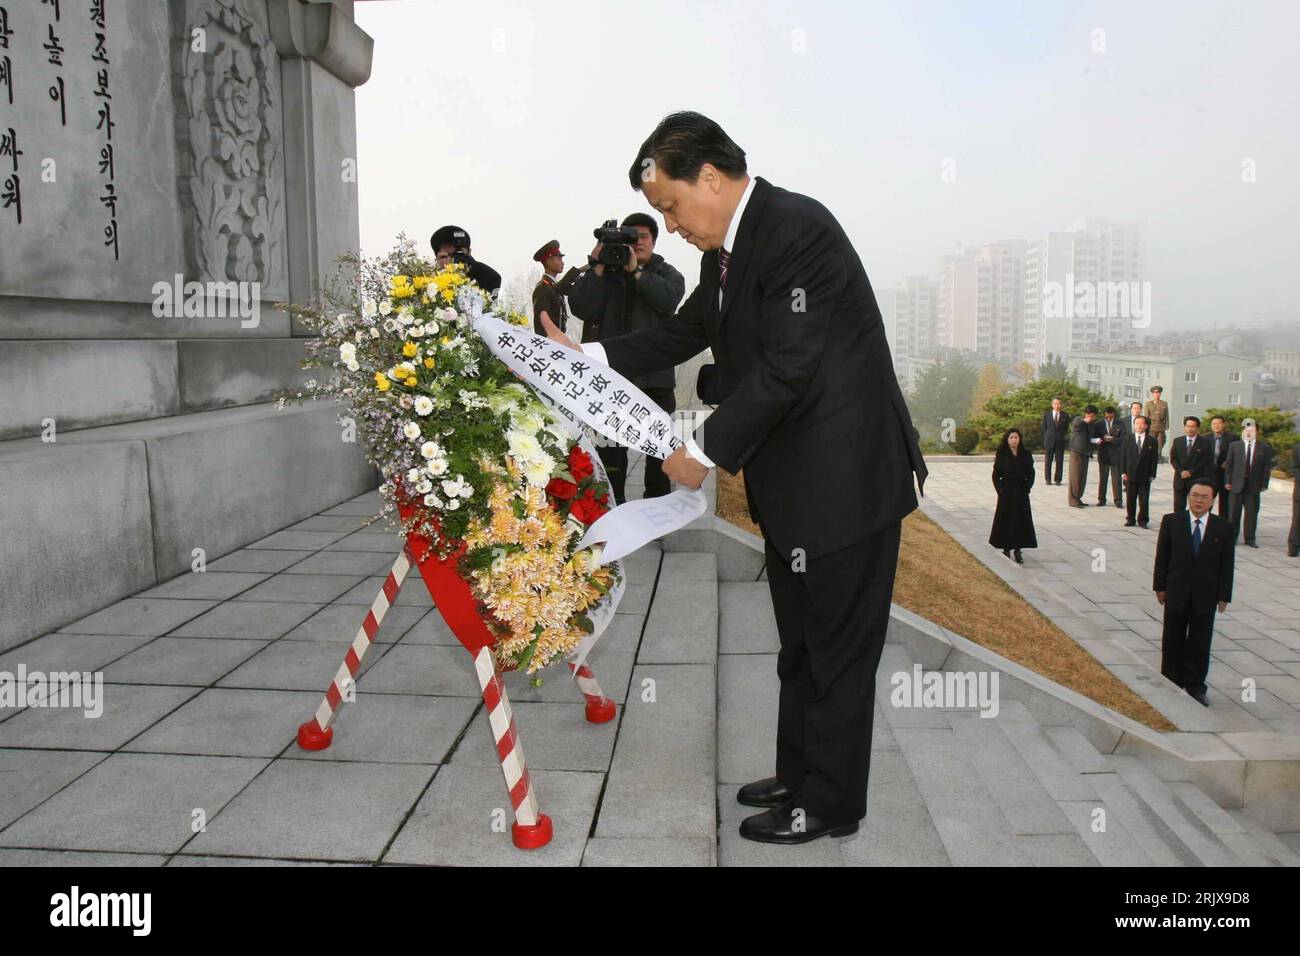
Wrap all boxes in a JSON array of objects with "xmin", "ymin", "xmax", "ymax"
[
  {"xmin": 297, "ymin": 720, "xmax": 334, "ymax": 751},
  {"xmin": 584, "ymin": 696, "xmax": 617, "ymax": 724},
  {"xmin": 512, "ymin": 813, "xmax": 553, "ymax": 850}
]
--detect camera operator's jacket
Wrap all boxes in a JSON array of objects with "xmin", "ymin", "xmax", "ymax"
[{"xmin": 568, "ymin": 253, "xmax": 684, "ymax": 391}]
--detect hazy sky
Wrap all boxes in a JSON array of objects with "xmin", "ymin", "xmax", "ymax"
[{"xmin": 354, "ymin": 0, "xmax": 1299, "ymax": 332}]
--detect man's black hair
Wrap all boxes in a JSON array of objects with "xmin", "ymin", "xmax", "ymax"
[
  {"xmin": 1185, "ymin": 415, "xmax": 1201, "ymax": 426},
  {"xmin": 430, "ymin": 225, "xmax": 469, "ymax": 252},
  {"xmin": 1084, "ymin": 404, "xmax": 1098, "ymax": 415},
  {"xmin": 1104, "ymin": 406, "xmax": 1116, "ymax": 414},
  {"xmin": 621, "ymin": 212, "xmax": 658, "ymax": 243},
  {"xmin": 627, "ymin": 111, "xmax": 748, "ymax": 191},
  {"xmin": 1211, "ymin": 415, "xmax": 1226, "ymax": 423},
  {"xmin": 1190, "ymin": 478, "xmax": 1218, "ymax": 495}
]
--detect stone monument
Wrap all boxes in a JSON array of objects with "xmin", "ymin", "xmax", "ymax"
[{"xmin": 0, "ymin": 0, "xmax": 376, "ymax": 649}]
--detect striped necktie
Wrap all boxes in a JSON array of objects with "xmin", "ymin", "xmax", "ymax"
[{"xmin": 718, "ymin": 247, "xmax": 731, "ymax": 288}]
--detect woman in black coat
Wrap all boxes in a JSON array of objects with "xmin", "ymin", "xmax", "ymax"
[{"xmin": 989, "ymin": 427, "xmax": 1038, "ymax": 563}]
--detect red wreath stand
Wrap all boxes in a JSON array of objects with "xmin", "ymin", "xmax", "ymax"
[{"xmin": 296, "ymin": 498, "xmax": 617, "ymax": 850}]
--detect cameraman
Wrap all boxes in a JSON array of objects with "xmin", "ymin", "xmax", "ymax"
[
  {"xmin": 569, "ymin": 213, "xmax": 684, "ymax": 501},
  {"xmin": 429, "ymin": 225, "xmax": 502, "ymax": 295}
]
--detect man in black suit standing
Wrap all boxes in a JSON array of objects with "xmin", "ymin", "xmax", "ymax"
[
  {"xmin": 1096, "ymin": 406, "xmax": 1125, "ymax": 508},
  {"xmin": 1121, "ymin": 414, "xmax": 1158, "ymax": 527},
  {"xmin": 1169, "ymin": 416, "xmax": 1212, "ymax": 512},
  {"xmin": 1041, "ymin": 397, "xmax": 1069, "ymax": 486},
  {"xmin": 1207, "ymin": 415, "xmax": 1238, "ymax": 518},
  {"xmin": 540, "ymin": 112, "xmax": 926, "ymax": 845},
  {"xmin": 1153, "ymin": 480, "xmax": 1235, "ymax": 706},
  {"xmin": 1224, "ymin": 419, "xmax": 1274, "ymax": 548},
  {"xmin": 1289, "ymin": 444, "xmax": 1299, "ymax": 558},
  {"xmin": 1067, "ymin": 405, "xmax": 1100, "ymax": 507}
]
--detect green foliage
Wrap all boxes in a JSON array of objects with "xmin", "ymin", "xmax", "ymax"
[
  {"xmin": 1204, "ymin": 406, "xmax": 1299, "ymax": 476},
  {"xmin": 1038, "ymin": 353, "xmax": 1072, "ymax": 381},
  {"xmin": 953, "ymin": 426, "xmax": 980, "ymax": 455},
  {"xmin": 968, "ymin": 378, "xmax": 1113, "ymax": 452},
  {"xmin": 907, "ymin": 354, "xmax": 980, "ymax": 439}
]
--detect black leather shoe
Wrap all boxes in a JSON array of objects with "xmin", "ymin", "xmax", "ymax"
[
  {"xmin": 1187, "ymin": 687, "xmax": 1210, "ymax": 707},
  {"xmin": 1124, "ymin": 520, "xmax": 1136, "ymax": 527},
  {"xmin": 738, "ymin": 802, "xmax": 859, "ymax": 845},
  {"xmin": 1246, "ymin": 542, "xmax": 1259, "ymax": 549},
  {"xmin": 1013, "ymin": 549, "xmax": 1023, "ymax": 564},
  {"xmin": 736, "ymin": 777, "xmax": 796, "ymax": 808}
]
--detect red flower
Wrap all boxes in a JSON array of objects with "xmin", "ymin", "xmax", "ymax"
[
  {"xmin": 568, "ymin": 445, "xmax": 595, "ymax": 482},
  {"xmin": 546, "ymin": 477, "xmax": 578, "ymax": 501},
  {"xmin": 570, "ymin": 488, "xmax": 608, "ymax": 525}
]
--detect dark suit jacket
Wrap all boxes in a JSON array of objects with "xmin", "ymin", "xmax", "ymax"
[
  {"xmin": 1209, "ymin": 430, "xmax": 1238, "ymax": 488},
  {"xmin": 598, "ymin": 176, "xmax": 926, "ymax": 558},
  {"xmin": 1153, "ymin": 511, "xmax": 1235, "ymax": 613},
  {"xmin": 1224, "ymin": 439, "xmax": 1273, "ymax": 495},
  {"xmin": 1097, "ymin": 416, "xmax": 1124, "ymax": 464},
  {"xmin": 1120, "ymin": 432, "xmax": 1159, "ymax": 485},
  {"xmin": 1068, "ymin": 416, "xmax": 1098, "ymax": 455},
  {"xmin": 1169, "ymin": 434, "xmax": 1213, "ymax": 491},
  {"xmin": 531, "ymin": 268, "xmax": 580, "ymax": 336},
  {"xmin": 1042, "ymin": 409, "xmax": 1070, "ymax": 450}
]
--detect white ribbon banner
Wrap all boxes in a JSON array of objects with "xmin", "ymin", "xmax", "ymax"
[{"xmin": 467, "ymin": 305, "xmax": 709, "ymax": 669}]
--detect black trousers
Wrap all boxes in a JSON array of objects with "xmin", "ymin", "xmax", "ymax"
[
  {"xmin": 1230, "ymin": 491, "xmax": 1261, "ymax": 544},
  {"xmin": 1097, "ymin": 458, "xmax": 1122, "ymax": 504},
  {"xmin": 1173, "ymin": 483, "xmax": 1189, "ymax": 513},
  {"xmin": 641, "ymin": 386, "xmax": 676, "ymax": 499},
  {"xmin": 1125, "ymin": 479, "xmax": 1151, "ymax": 525},
  {"xmin": 1161, "ymin": 600, "xmax": 1216, "ymax": 697},
  {"xmin": 1044, "ymin": 445, "xmax": 1064, "ymax": 483},
  {"xmin": 1215, "ymin": 482, "xmax": 1230, "ymax": 518},
  {"xmin": 596, "ymin": 445, "xmax": 628, "ymax": 506},
  {"xmin": 765, "ymin": 522, "xmax": 901, "ymax": 822}
]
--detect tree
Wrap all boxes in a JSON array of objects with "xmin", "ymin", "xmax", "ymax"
[
  {"xmin": 970, "ymin": 364, "xmax": 1008, "ymax": 416},
  {"xmin": 1038, "ymin": 353, "xmax": 1070, "ymax": 381},
  {"xmin": 1203, "ymin": 406, "xmax": 1299, "ymax": 476},
  {"xmin": 907, "ymin": 354, "xmax": 979, "ymax": 442},
  {"xmin": 967, "ymin": 378, "xmax": 1113, "ymax": 452}
]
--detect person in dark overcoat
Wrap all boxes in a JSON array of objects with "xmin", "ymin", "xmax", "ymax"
[{"xmin": 989, "ymin": 427, "xmax": 1037, "ymax": 563}]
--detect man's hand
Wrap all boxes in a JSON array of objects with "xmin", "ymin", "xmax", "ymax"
[
  {"xmin": 538, "ymin": 311, "xmax": 578, "ymax": 351},
  {"xmin": 1180, "ymin": 470, "xmax": 1191, "ymax": 479},
  {"xmin": 663, "ymin": 445, "xmax": 709, "ymax": 490},
  {"xmin": 1122, "ymin": 473, "xmax": 1129, "ymax": 482},
  {"xmin": 623, "ymin": 247, "xmax": 638, "ymax": 274},
  {"xmin": 1217, "ymin": 600, "xmax": 1228, "ymax": 613},
  {"xmin": 1225, "ymin": 482, "xmax": 1232, "ymax": 491},
  {"xmin": 1156, "ymin": 591, "xmax": 1166, "ymax": 605}
]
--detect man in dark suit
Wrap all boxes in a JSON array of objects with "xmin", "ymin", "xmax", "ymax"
[
  {"xmin": 1153, "ymin": 480, "xmax": 1235, "ymax": 706},
  {"xmin": 1121, "ymin": 414, "xmax": 1158, "ymax": 527},
  {"xmin": 1169, "ymin": 416, "xmax": 1212, "ymax": 512},
  {"xmin": 1067, "ymin": 405, "xmax": 1100, "ymax": 507},
  {"xmin": 1224, "ymin": 420, "xmax": 1274, "ymax": 548},
  {"xmin": 540, "ymin": 112, "xmax": 926, "ymax": 845},
  {"xmin": 430, "ymin": 225, "xmax": 502, "ymax": 294},
  {"xmin": 1289, "ymin": 445, "xmax": 1299, "ymax": 558},
  {"xmin": 530, "ymin": 240, "xmax": 581, "ymax": 336},
  {"xmin": 1041, "ymin": 397, "xmax": 1070, "ymax": 485},
  {"xmin": 1096, "ymin": 406, "xmax": 1125, "ymax": 507},
  {"xmin": 1207, "ymin": 415, "xmax": 1238, "ymax": 518}
]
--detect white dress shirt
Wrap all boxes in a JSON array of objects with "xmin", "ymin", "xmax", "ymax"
[{"xmin": 579, "ymin": 176, "xmax": 758, "ymax": 472}]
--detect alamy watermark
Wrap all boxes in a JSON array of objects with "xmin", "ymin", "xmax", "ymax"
[
  {"xmin": 890, "ymin": 664, "xmax": 1000, "ymax": 718},
  {"xmin": 0, "ymin": 666, "xmax": 103, "ymax": 718},
  {"xmin": 1041, "ymin": 273, "xmax": 1152, "ymax": 329},
  {"xmin": 151, "ymin": 274, "xmax": 260, "ymax": 328}
]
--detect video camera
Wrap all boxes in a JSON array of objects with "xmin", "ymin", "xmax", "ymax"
[{"xmin": 593, "ymin": 219, "xmax": 640, "ymax": 269}]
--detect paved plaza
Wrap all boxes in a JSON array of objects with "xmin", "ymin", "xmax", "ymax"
[{"xmin": 918, "ymin": 457, "xmax": 1300, "ymax": 735}]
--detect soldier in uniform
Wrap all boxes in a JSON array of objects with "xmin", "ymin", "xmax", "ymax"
[
  {"xmin": 530, "ymin": 240, "xmax": 581, "ymax": 337},
  {"xmin": 1144, "ymin": 385, "xmax": 1171, "ymax": 463}
]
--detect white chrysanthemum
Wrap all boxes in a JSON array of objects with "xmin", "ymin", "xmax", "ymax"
[
  {"xmin": 416, "ymin": 479, "xmax": 433, "ymax": 494},
  {"xmin": 445, "ymin": 498, "xmax": 460, "ymax": 511},
  {"xmin": 339, "ymin": 342, "xmax": 359, "ymax": 371},
  {"xmin": 420, "ymin": 441, "xmax": 441, "ymax": 460},
  {"xmin": 511, "ymin": 409, "xmax": 545, "ymax": 435},
  {"xmin": 383, "ymin": 318, "xmax": 399, "ymax": 333},
  {"xmin": 426, "ymin": 319, "xmax": 440, "ymax": 336},
  {"xmin": 378, "ymin": 298, "xmax": 393, "ymax": 316},
  {"xmin": 369, "ymin": 328, "xmax": 380, "ymax": 339},
  {"xmin": 402, "ymin": 422, "xmax": 422, "ymax": 441},
  {"xmin": 423, "ymin": 492, "xmax": 443, "ymax": 508},
  {"xmin": 408, "ymin": 324, "xmax": 425, "ymax": 338},
  {"xmin": 362, "ymin": 299, "xmax": 378, "ymax": 318},
  {"xmin": 440, "ymin": 307, "xmax": 457, "ymax": 324},
  {"xmin": 507, "ymin": 430, "xmax": 542, "ymax": 461},
  {"xmin": 413, "ymin": 396, "xmax": 434, "ymax": 416},
  {"xmin": 523, "ymin": 453, "xmax": 556, "ymax": 488},
  {"xmin": 406, "ymin": 468, "xmax": 421, "ymax": 484},
  {"xmin": 427, "ymin": 457, "xmax": 449, "ymax": 476}
]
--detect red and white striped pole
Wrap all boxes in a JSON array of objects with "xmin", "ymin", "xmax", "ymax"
[
  {"xmin": 568, "ymin": 661, "xmax": 617, "ymax": 723},
  {"xmin": 475, "ymin": 646, "xmax": 553, "ymax": 849},
  {"xmin": 296, "ymin": 549, "xmax": 412, "ymax": 750}
]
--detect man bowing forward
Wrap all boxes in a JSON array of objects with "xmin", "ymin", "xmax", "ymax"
[{"xmin": 541, "ymin": 112, "xmax": 927, "ymax": 844}]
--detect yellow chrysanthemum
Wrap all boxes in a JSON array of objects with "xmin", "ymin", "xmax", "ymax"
[
  {"xmin": 402, "ymin": 342, "xmax": 418, "ymax": 358},
  {"xmin": 424, "ymin": 357, "xmax": 435, "ymax": 369}
]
